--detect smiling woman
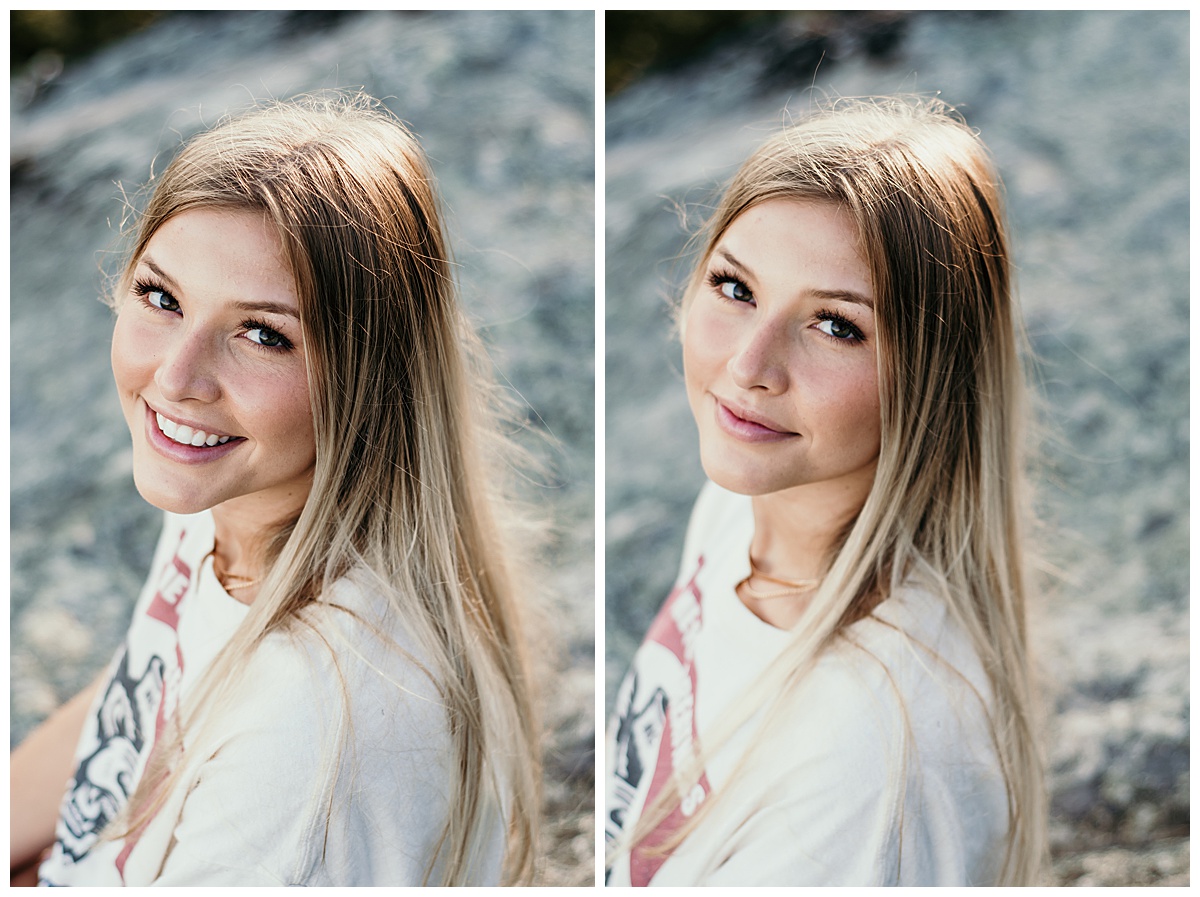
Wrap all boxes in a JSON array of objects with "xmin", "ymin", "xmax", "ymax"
[
  {"xmin": 685, "ymin": 201, "xmax": 879, "ymax": 500},
  {"xmin": 605, "ymin": 97, "xmax": 1047, "ymax": 886},
  {"xmin": 11, "ymin": 93, "xmax": 542, "ymax": 886},
  {"xmin": 683, "ymin": 200, "xmax": 881, "ymax": 631},
  {"xmin": 113, "ymin": 209, "xmax": 315, "ymax": 535}
]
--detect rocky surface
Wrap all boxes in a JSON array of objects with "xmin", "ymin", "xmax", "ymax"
[
  {"xmin": 10, "ymin": 10, "xmax": 594, "ymax": 886},
  {"xmin": 605, "ymin": 10, "xmax": 1187, "ymax": 886}
]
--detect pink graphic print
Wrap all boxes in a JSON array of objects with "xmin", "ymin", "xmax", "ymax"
[
  {"xmin": 628, "ymin": 556, "xmax": 712, "ymax": 886},
  {"xmin": 113, "ymin": 529, "xmax": 193, "ymax": 879}
]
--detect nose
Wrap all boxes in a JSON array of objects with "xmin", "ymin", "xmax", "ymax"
[
  {"xmin": 728, "ymin": 315, "xmax": 789, "ymax": 394},
  {"xmin": 154, "ymin": 329, "xmax": 221, "ymax": 404}
]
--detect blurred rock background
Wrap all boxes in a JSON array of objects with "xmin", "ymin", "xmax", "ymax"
[
  {"xmin": 10, "ymin": 10, "xmax": 594, "ymax": 886},
  {"xmin": 605, "ymin": 10, "xmax": 1187, "ymax": 887}
]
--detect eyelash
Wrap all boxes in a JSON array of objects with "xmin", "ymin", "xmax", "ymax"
[
  {"xmin": 812, "ymin": 307, "xmax": 866, "ymax": 344},
  {"xmin": 130, "ymin": 277, "xmax": 295, "ymax": 352},
  {"xmin": 707, "ymin": 269, "xmax": 751, "ymax": 304},
  {"xmin": 705, "ymin": 268, "xmax": 867, "ymax": 344}
]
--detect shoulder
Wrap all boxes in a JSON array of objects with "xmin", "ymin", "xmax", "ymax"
[
  {"xmin": 232, "ymin": 573, "xmax": 447, "ymax": 752},
  {"xmin": 794, "ymin": 588, "xmax": 996, "ymax": 771},
  {"xmin": 783, "ymin": 588, "xmax": 1006, "ymax": 881},
  {"xmin": 153, "ymin": 574, "xmax": 453, "ymax": 884},
  {"xmin": 695, "ymin": 590, "xmax": 1006, "ymax": 885},
  {"xmin": 843, "ymin": 587, "xmax": 994, "ymax": 742}
]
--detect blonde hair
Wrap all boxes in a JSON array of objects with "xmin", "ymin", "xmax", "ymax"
[
  {"xmin": 108, "ymin": 92, "xmax": 540, "ymax": 884},
  {"xmin": 630, "ymin": 96, "xmax": 1046, "ymax": 883}
]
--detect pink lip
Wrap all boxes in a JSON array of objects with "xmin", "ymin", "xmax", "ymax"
[
  {"xmin": 142, "ymin": 401, "xmax": 245, "ymax": 465},
  {"xmin": 713, "ymin": 397, "xmax": 798, "ymax": 443}
]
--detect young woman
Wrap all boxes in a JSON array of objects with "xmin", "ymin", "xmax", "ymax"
[
  {"xmin": 605, "ymin": 97, "xmax": 1046, "ymax": 886},
  {"xmin": 10, "ymin": 93, "xmax": 540, "ymax": 886}
]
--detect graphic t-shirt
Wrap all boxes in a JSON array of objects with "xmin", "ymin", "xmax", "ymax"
[
  {"xmin": 40, "ymin": 511, "xmax": 245, "ymax": 885},
  {"xmin": 39, "ymin": 511, "xmax": 502, "ymax": 885},
  {"xmin": 605, "ymin": 482, "xmax": 1009, "ymax": 886}
]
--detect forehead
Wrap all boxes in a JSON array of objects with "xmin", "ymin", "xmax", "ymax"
[
  {"xmin": 715, "ymin": 199, "xmax": 873, "ymax": 302},
  {"xmin": 140, "ymin": 208, "xmax": 299, "ymax": 307}
]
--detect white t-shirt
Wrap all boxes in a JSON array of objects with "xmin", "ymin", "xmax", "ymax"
[
  {"xmin": 39, "ymin": 510, "xmax": 501, "ymax": 885},
  {"xmin": 605, "ymin": 482, "xmax": 1008, "ymax": 886}
]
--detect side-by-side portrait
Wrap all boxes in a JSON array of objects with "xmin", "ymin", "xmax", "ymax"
[{"xmin": 9, "ymin": 9, "xmax": 1188, "ymax": 889}]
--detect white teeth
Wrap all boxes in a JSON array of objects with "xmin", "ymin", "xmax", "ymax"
[
  {"xmin": 156, "ymin": 412, "xmax": 176, "ymax": 438},
  {"xmin": 154, "ymin": 410, "xmax": 233, "ymax": 448}
]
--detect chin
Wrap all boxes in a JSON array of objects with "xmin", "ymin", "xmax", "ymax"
[
  {"xmin": 699, "ymin": 454, "xmax": 792, "ymax": 497},
  {"xmin": 131, "ymin": 474, "xmax": 218, "ymax": 516}
]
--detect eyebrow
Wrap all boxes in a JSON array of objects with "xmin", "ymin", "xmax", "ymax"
[
  {"xmin": 138, "ymin": 256, "xmax": 301, "ymax": 319},
  {"xmin": 714, "ymin": 247, "xmax": 875, "ymax": 309}
]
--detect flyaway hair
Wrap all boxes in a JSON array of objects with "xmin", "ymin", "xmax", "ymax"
[
  {"xmin": 105, "ymin": 92, "xmax": 542, "ymax": 885},
  {"xmin": 624, "ymin": 95, "xmax": 1046, "ymax": 884}
]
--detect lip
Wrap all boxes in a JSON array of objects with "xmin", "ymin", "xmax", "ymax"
[
  {"xmin": 142, "ymin": 400, "xmax": 245, "ymax": 464},
  {"xmin": 713, "ymin": 396, "xmax": 798, "ymax": 443}
]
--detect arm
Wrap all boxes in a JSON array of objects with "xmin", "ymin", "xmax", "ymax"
[{"xmin": 10, "ymin": 674, "xmax": 104, "ymax": 874}]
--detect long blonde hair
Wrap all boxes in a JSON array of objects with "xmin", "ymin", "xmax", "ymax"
[
  {"xmin": 631, "ymin": 96, "xmax": 1046, "ymax": 883},
  {"xmin": 108, "ymin": 92, "xmax": 540, "ymax": 884}
]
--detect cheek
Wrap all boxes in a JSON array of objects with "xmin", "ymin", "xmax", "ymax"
[
  {"xmin": 110, "ymin": 310, "xmax": 154, "ymax": 392},
  {"xmin": 799, "ymin": 355, "xmax": 880, "ymax": 442},
  {"xmin": 682, "ymin": 304, "xmax": 730, "ymax": 386},
  {"xmin": 251, "ymin": 372, "xmax": 315, "ymax": 457},
  {"xmin": 286, "ymin": 386, "xmax": 315, "ymax": 448},
  {"xmin": 835, "ymin": 364, "xmax": 881, "ymax": 448}
]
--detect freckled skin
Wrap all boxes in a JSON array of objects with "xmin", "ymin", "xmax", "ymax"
[
  {"xmin": 111, "ymin": 208, "xmax": 316, "ymax": 531},
  {"xmin": 683, "ymin": 199, "xmax": 881, "ymax": 504}
]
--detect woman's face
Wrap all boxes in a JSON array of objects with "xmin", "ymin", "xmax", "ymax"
[
  {"xmin": 111, "ymin": 207, "xmax": 316, "ymax": 524},
  {"xmin": 683, "ymin": 199, "xmax": 881, "ymax": 501}
]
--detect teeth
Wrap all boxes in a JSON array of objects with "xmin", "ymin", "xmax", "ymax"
[
  {"xmin": 155, "ymin": 411, "xmax": 233, "ymax": 448},
  {"xmin": 156, "ymin": 412, "xmax": 177, "ymax": 438}
]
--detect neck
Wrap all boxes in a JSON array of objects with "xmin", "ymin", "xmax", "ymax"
[
  {"xmin": 209, "ymin": 498, "xmax": 298, "ymax": 604},
  {"xmin": 741, "ymin": 466, "xmax": 874, "ymax": 629},
  {"xmin": 750, "ymin": 468, "xmax": 872, "ymax": 575}
]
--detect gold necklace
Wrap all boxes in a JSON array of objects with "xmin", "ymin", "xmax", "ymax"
[
  {"xmin": 218, "ymin": 573, "xmax": 258, "ymax": 591},
  {"xmin": 209, "ymin": 550, "xmax": 258, "ymax": 592},
  {"xmin": 738, "ymin": 554, "xmax": 821, "ymax": 600}
]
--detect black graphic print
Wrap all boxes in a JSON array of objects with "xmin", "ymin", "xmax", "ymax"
[{"xmin": 58, "ymin": 651, "xmax": 165, "ymax": 862}]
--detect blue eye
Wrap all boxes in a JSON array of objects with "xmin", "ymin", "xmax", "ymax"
[
  {"xmin": 242, "ymin": 320, "xmax": 293, "ymax": 351},
  {"xmin": 133, "ymin": 279, "xmax": 180, "ymax": 313},
  {"xmin": 815, "ymin": 313, "xmax": 865, "ymax": 343},
  {"xmin": 149, "ymin": 290, "xmax": 175, "ymax": 311},
  {"xmin": 707, "ymin": 270, "xmax": 753, "ymax": 303},
  {"xmin": 720, "ymin": 280, "xmax": 751, "ymax": 302},
  {"xmin": 246, "ymin": 327, "xmax": 283, "ymax": 348}
]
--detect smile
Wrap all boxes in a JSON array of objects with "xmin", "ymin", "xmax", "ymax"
[
  {"xmin": 155, "ymin": 411, "xmax": 235, "ymax": 447},
  {"xmin": 713, "ymin": 398, "xmax": 798, "ymax": 443}
]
